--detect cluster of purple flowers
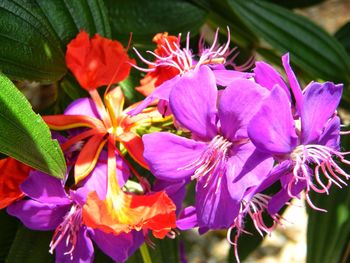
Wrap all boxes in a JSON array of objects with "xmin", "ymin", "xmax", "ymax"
[{"xmin": 133, "ymin": 30, "xmax": 350, "ymax": 261}]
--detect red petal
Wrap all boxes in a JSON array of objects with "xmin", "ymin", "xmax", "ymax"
[
  {"xmin": 120, "ymin": 133, "xmax": 149, "ymax": 169},
  {"xmin": 0, "ymin": 158, "xmax": 31, "ymax": 209},
  {"xmin": 65, "ymin": 31, "xmax": 134, "ymax": 90},
  {"xmin": 74, "ymin": 134, "xmax": 107, "ymax": 183},
  {"xmin": 43, "ymin": 115, "xmax": 104, "ymax": 131}
]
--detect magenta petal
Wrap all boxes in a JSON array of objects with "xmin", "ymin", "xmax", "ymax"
[
  {"xmin": 219, "ymin": 79, "xmax": 268, "ymax": 140},
  {"xmin": 248, "ymin": 86, "xmax": 298, "ymax": 154},
  {"xmin": 282, "ymin": 53, "xmax": 303, "ymax": 113},
  {"xmin": 169, "ymin": 66, "xmax": 218, "ymax": 140},
  {"xmin": 20, "ymin": 171, "xmax": 70, "ymax": 205},
  {"xmin": 143, "ymin": 132, "xmax": 206, "ymax": 181},
  {"xmin": 177, "ymin": 206, "xmax": 197, "ymax": 230},
  {"xmin": 55, "ymin": 228, "xmax": 94, "ymax": 263},
  {"xmin": 254, "ymin": 61, "xmax": 290, "ymax": 99},
  {"xmin": 65, "ymin": 98, "xmax": 100, "ymax": 119},
  {"xmin": 128, "ymin": 75, "xmax": 180, "ymax": 116},
  {"xmin": 212, "ymin": 69, "xmax": 254, "ymax": 86},
  {"xmin": 7, "ymin": 200, "xmax": 70, "ymax": 231},
  {"xmin": 226, "ymin": 142, "xmax": 274, "ymax": 200},
  {"xmin": 318, "ymin": 116, "xmax": 341, "ymax": 150},
  {"xmin": 196, "ymin": 171, "xmax": 240, "ymax": 229},
  {"xmin": 301, "ymin": 82, "xmax": 342, "ymax": 144}
]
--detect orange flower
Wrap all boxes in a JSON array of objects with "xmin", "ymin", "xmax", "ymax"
[
  {"xmin": 136, "ymin": 33, "xmax": 180, "ymax": 96},
  {"xmin": 65, "ymin": 31, "xmax": 134, "ymax": 90},
  {"xmin": 82, "ymin": 143, "xmax": 176, "ymax": 239},
  {"xmin": 0, "ymin": 158, "xmax": 31, "ymax": 209}
]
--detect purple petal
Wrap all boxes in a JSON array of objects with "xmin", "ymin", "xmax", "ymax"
[
  {"xmin": 248, "ymin": 86, "xmax": 298, "ymax": 154},
  {"xmin": 226, "ymin": 142, "xmax": 274, "ymax": 201},
  {"xmin": 301, "ymin": 82, "xmax": 342, "ymax": 144},
  {"xmin": 20, "ymin": 171, "xmax": 70, "ymax": 205},
  {"xmin": 254, "ymin": 61, "xmax": 290, "ymax": 99},
  {"xmin": 7, "ymin": 200, "xmax": 70, "ymax": 231},
  {"xmin": 177, "ymin": 206, "xmax": 198, "ymax": 230},
  {"xmin": 218, "ymin": 79, "xmax": 269, "ymax": 140},
  {"xmin": 93, "ymin": 230, "xmax": 143, "ymax": 262},
  {"xmin": 196, "ymin": 171, "xmax": 240, "ymax": 229},
  {"xmin": 169, "ymin": 66, "xmax": 218, "ymax": 140},
  {"xmin": 65, "ymin": 98, "xmax": 100, "ymax": 119},
  {"xmin": 318, "ymin": 116, "xmax": 341, "ymax": 150},
  {"xmin": 128, "ymin": 75, "xmax": 181, "ymax": 116},
  {"xmin": 282, "ymin": 53, "xmax": 303, "ymax": 113},
  {"xmin": 212, "ymin": 69, "xmax": 254, "ymax": 86},
  {"xmin": 143, "ymin": 132, "xmax": 206, "ymax": 181},
  {"xmin": 55, "ymin": 228, "xmax": 94, "ymax": 263}
]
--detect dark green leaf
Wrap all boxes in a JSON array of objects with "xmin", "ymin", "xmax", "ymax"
[
  {"xmin": 335, "ymin": 22, "xmax": 350, "ymax": 55},
  {"xmin": 33, "ymin": 0, "xmax": 111, "ymax": 48},
  {"xmin": 228, "ymin": 0, "xmax": 350, "ymax": 85},
  {"xmin": 266, "ymin": 0, "xmax": 325, "ymax": 9},
  {"xmin": 0, "ymin": 211, "xmax": 19, "ymax": 262},
  {"xmin": 0, "ymin": 73, "xmax": 66, "ymax": 178},
  {"xmin": 0, "ymin": 0, "xmax": 66, "ymax": 83},
  {"xmin": 5, "ymin": 226, "xmax": 54, "ymax": 263},
  {"xmin": 105, "ymin": 0, "xmax": 207, "ymax": 47},
  {"xmin": 307, "ymin": 187, "xmax": 350, "ymax": 263}
]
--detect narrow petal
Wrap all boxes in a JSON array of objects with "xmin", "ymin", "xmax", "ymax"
[
  {"xmin": 74, "ymin": 134, "xmax": 107, "ymax": 184},
  {"xmin": 43, "ymin": 115, "xmax": 104, "ymax": 131},
  {"xmin": 143, "ymin": 132, "xmax": 206, "ymax": 181},
  {"xmin": 20, "ymin": 171, "xmax": 70, "ymax": 205},
  {"xmin": 7, "ymin": 200, "xmax": 70, "ymax": 230},
  {"xmin": 55, "ymin": 228, "xmax": 94, "ymax": 263},
  {"xmin": 120, "ymin": 133, "xmax": 149, "ymax": 169},
  {"xmin": 218, "ymin": 79, "xmax": 268, "ymax": 140},
  {"xmin": 169, "ymin": 66, "xmax": 218, "ymax": 140},
  {"xmin": 212, "ymin": 69, "xmax": 254, "ymax": 87},
  {"xmin": 301, "ymin": 82, "xmax": 342, "ymax": 144},
  {"xmin": 254, "ymin": 61, "xmax": 290, "ymax": 98},
  {"xmin": 128, "ymin": 75, "xmax": 181, "ymax": 116},
  {"xmin": 93, "ymin": 230, "xmax": 143, "ymax": 263},
  {"xmin": 282, "ymin": 53, "xmax": 303, "ymax": 113},
  {"xmin": 248, "ymin": 86, "xmax": 298, "ymax": 154}
]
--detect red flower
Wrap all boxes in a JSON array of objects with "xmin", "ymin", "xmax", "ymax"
[
  {"xmin": 0, "ymin": 158, "xmax": 31, "ymax": 209},
  {"xmin": 65, "ymin": 31, "xmax": 134, "ymax": 90}
]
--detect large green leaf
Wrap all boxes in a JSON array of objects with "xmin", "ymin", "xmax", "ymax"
[
  {"xmin": 0, "ymin": 0, "xmax": 66, "ymax": 83},
  {"xmin": 0, "ymin": 211, "xmax": 19, "ymax": 262},
  {"xmin": 6, "ymin": 227, "xmax": 54, "ymax": 263},
  {"xmin": 32, "ymin": 0, "xmax": 111, "ymax": 47},
  {"xmin": 266, "ymin": 0, "xmax": 325, "ymax": 9},
  {"xmin": 335, "ymin": 22, "xmax": 350, "ymax": 55},
  {"xmin": 228, "ymin": 0, "xmax": 350, "ymax": 85},
  {"xmin": 105, "ymin": 0, "xmax": 207, "ymax": 47},
  {"xmin": 0, "ymin": 73, "xmax": 66, "ymax": 178}
]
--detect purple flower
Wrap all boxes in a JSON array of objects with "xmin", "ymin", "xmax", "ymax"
[
  {"xmin": 142, "ymin": 65, "xmax": 273, "ymax": 230},
  {"xmin": 248, "ymin": 53, "xmax": 349, "ymax": 214},
  {"xmin": 129, "ymin": 28, "xmax": 253, "ymax": 116},
  {"xmin": 7, "ymin": 157, "xmax": 143, "ymax": 263}
]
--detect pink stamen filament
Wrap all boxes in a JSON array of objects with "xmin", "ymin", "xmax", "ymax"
[{"xmin": 49, "ymin": 205, "xmax": 82, "ymax": 260}]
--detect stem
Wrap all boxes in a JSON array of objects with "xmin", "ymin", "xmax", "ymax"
[{"xmin": 140, "ymin": 243, "xmax": 152, "ymax": 263}]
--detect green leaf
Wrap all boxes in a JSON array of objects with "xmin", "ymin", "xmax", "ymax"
[
  {"xmin": 335, "ymin": 22, "xmax": 350, "ymax": 55},
  {"xmin": 307, "ymin": 187, "xmax": 350, "ymax": 263},
  {"xmin": 32, "ymin": 0, "xmax": 111, "ymax": 48},
  {"xmin": 0, "ymin": 211, "xmax": 19, "ymax": 262},
  {"xmin": 0, "ymin": 0, "xmax": 66, "ymax": 83},
  {"xmin": 0, "ymin": 73, "xmax": 66, "ymax": 178},
  {"xmin": 5, "ymin": 227, "xmax": 54, "ymax": 263},
  {"xmin": 265, "ymin": 0, "xmax": 325, "ymax": 9},
  {"xmin": 228, "ymin": 0, "xmax": 350, "ymax": 84},
  {"xmin": 105, "ymin": 0, "xmax": 207, "ymax": 47}
]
